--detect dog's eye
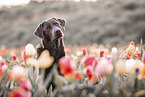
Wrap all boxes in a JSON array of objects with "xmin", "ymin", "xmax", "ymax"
[{"xmin": 54, "ymin": 23, "xmax": 59, "ymax": 26}]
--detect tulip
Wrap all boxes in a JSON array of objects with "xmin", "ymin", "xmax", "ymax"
[
  {"xmin": 82, "ymin": 48, "xmax": 89, "ymax": 55},
  {"xmin": 135, "ymin": 47, "xmax": 139, "ymax": 53},
  {"xmin": 126, "ymin": 44, "xmax": 135, "ymax": 55},
  {"xmin": 141, "ymin": 66, "xmax": 145, "ymax": 79},
  {"xmin": 26, "ymin": 50, "xmax": 54, "ymax": 68},
  {"xmin": 18, "ymin": 78, "xmax": 32, "ymax": 91},
  {"xmin": 142, "ymin": 51, "xmax": 145, "ymax": 63},
  {"xmin": 125, "ymin": 59, "xmax": 136, "ymax": 73},
  {"xmin": 111, "ymin": 47, "xmax": 117, "ymax": 54},
  {"xmin": 95, "ymin": 58, "xmax": 113, "ymax": 77},
  {"xmin": 84, "ymin": 66, "xmax": 94, "ymax": 81},
  {"xmin": 22, "ymin": 51, "xmax": 29, "ymax": 61},
  {"xmin": 82, "ymin": 55, "xmax": 98, "ymax": 67},
  {"xmin": 0, "ymin": 56, "xmax": 2, "ymax": 62},
  {"xmin": 59, "ymin": 56, "xmax": 76, "ymax": 76},
  {"xmin": 100, "ymin": 50, "xmax": 104, "ymax": 57},
  {"xmin": 115, "ymin": 60, "xmax": 126, "ymax": 74},
  {"xmin": 10, "ymin": 66, "xmax": 27, "ymax": 81},
  {"xmin": 25, "ymin": 43, "xmax": 36, "ymax": 57},
  {"xmin": 134, "ymin": 60, "xmax": 144, "ymax": 73},
  {"xmin": 0, "ymin": 62, "xmax": 5, "ymax": 68},
  {"xmin": 9, "ymin": 87, "xmax": 31, "ymax": 97},
  {"xmin": 72, "ymin": 71, "xmax": 83, "ymax": 80},
  {"xmin": 2, "ymin": 64, "xmax": 8, "ymax": 73}
]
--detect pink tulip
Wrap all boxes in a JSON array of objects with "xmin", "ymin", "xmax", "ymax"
[
  {"xmin": 18, "ymin": 78, "xmax": 32, "ymax": 91},
  {"xmin": 142, "ymin": 51, "xmax": 145, "ymax": 63}
]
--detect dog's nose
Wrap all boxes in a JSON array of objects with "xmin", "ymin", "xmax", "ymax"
[{"xmin": 56, "ymin": 30, "xmax": 61, "ymax": 33}]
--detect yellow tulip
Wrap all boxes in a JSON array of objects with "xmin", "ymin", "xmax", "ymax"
[
  {"xmin": 26, "ymin": 50, "xmax": 54, "ymax": 68},
  {"xmin": 126, "ymin": 45, "xmax": 135, "ymax": 55}
]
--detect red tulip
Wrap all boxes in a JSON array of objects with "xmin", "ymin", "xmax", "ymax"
[
  {"xmin": 84, "ymin": 66, "xmax": 94, "ymax": 81},
  {"xmin": 100, "ymin": 50, "xmax": 104, "ymax": 57},
  {"xmin": 0, "ymin": 62, "xmax": 5, "ymax": 68},
  {"xmin": 59, "ymin": 56, "xmax": 76, "ymax": 76},
  {"xmin": 72, "ymin": 71, "xmax": 83, "ymax": 80},
  {"xmin": 9, "ymin": 87, "xmax": 31, "ymax": 97},
  {"xmin": 82, "ymin": 48, "xmax": 89, "ymax": 55},
  {"xmin": 82, "ymin": 55, "xmax": 98, "ymax": 67}
]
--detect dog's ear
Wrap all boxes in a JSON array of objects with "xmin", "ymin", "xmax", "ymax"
[
  {"xmin": 34, "ymin": 22, "xmax": 44, "ymax": 39},
  {"xmin": 58, "ymin": 18, "xmax": 66, "ymax": 27}
]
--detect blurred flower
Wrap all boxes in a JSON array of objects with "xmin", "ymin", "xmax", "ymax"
[
  {"xmin": 26, "ymin": 50, "xmax": 54, "ymax": 68},
  {"xmin": 95, "ymin": 58, "xmax": 113, "ymax": 77},
  {"xmin": 84, "ymin": 66, "xmax": 94, "ymax": 81},
  {"xmin": 134, "ymin": 60, "xmax": 144, "ymax": 73},
  {"xmin": 9, "ymin": 87, "xmax": 31, "ymax": 97},
  {"xmin": 0, "ymin": 56, "xmax": 2, "ymax": 62},
  {"xmin": 76, "ymin": 51, "xmax": 83, "ymax": 56},
  {"xmin": 125, "ymin": 59, "xmax": 136, "ymax": 73},
  {"xmin": 82, "ymin": 48, "xmax": 89, "ymax": 55},
  {"xmin": 135, "ymin": 47, "xmax": 139, "ymax": 53},
  {"xmin": 126, "ymin": 43, "xmax": 135, "ymax": 55},
  {"xmin": 2, "ymin": 64, "xmax": 8, "ymax": 73},
  {"xmin": 142, "ymin": 51, "xmax": 145, "ymax": 63},
  {"xmin": 22, "ymin": 51, "xmax": 30, "ymax": 61},
  {"xmin": 115, "ymin": 60, "xmax": 126, "ymax": 74},
  {"xmin": 13, "ymin": 56, "xmax": 17, "ymax": 61},
  {"xmin": 59, "ymin": 56, "xmax": 76, "ymax": 76},
  {"xmin": 18, "ymin": 78, "xmax": 32, "ymax": 91},
  {"xmin": 0, "ymin": 61, "xmax": 5, "ymax": 68},
  {"xmin": 129, "ymin": 41, "xmax": 135, "ymax": 46},
  {"xmin": 104, "ymin": 49, "xmax": 110, "ymax": 55},
  {"xmin": 72, "ymin": 71, "xmax": 83, "ymax": 80},
  {"xmin": 99, "ymin": 50, "xmax": 104, "ymax": 57},
  {"xmin": 107, "ymin": 55, "xmax": 113, "ymax": 63},
  {"xmin": 82, "ymin": 55, "xmax": 98, "ymax": 67},
  {"xmin": 25, "ymin": 43, "xmax": 36, "ymax": 57},
  {"xmin": 141, "ymin": 66, "xmax": 145, "ymax": 79},
  {"xmin": 10, "ymin": 66, "xmax": 27, "ymax": 81},
  {"xmin": 111, "ymin": 47, "xmax": 117, "ymax": 54},
  {"xmin": 124, "ymin": 53, "xmax": 131, "ymax": 59}
]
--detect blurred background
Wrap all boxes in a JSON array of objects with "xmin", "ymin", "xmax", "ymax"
[{"xmin": 0, "ymin": 0, "xmax": 145, "ymax": 48}]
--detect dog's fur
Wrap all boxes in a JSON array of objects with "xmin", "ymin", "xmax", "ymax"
[{"xmin": 34, "ymin": 17, "xmax": 66, "ymax": 79}]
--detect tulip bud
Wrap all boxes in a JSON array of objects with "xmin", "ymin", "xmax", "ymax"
[
  {"xmin": 142, "ymin": 51, "xmax": 145, "ymax": 63},
  {"xmin": 25, "ymin": 43, "xmax": 36, "ymax": 57},
  {"xmin": 126, "ymin": 44, "xmax": 135, "ymax": 55},
  {"xmin": 135, "ymin": 47, "xmax": 139, "ymax": 53},
  {"xmin": 0, "ymin": 56, "xmax": 2, "ymax": 62},
  {"xmin": 111, "ymin": 47, "xmax": 117, "ymax": 54},
  {"xmin": 2, "ymin": 64, "xmax": 8, "ymax": 73},
  {"xmin": 84, "ymin": 66, "xmax": 94, "ymax": 81}
]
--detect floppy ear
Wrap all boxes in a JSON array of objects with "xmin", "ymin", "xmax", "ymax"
[
  {"xmin": 58, "ymin": 18, "xmax": 66, "ymax": 27},
  {"xmin": 34, "ymin": 23, "xmax": 44, "ymax": 39}
]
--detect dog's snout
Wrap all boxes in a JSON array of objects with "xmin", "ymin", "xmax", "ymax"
[{"xmin": 56, "ymin": 30, "xmax": 61, "ymax": 33}]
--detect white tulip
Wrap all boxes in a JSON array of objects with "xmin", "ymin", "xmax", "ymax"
[{"xmin": 25, "ymin": 43, "xmax": 36, "ymax": 57}]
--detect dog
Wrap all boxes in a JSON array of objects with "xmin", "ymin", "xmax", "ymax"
[{"xmin": 34, "ymin": 17, "xmax": 66, "ymax": 80}]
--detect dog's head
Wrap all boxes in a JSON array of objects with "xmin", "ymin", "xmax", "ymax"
[{"xmin": 34, "ymin": 17, "xmax": 66, "ymax": 42}]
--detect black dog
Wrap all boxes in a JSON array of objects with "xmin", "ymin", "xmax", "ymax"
[{"xmin": 34, "ymin": 17, "xmax": 66, "ymax": 79}]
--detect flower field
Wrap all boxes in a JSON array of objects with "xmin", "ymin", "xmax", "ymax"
[{"xmin": 0, "ymin": 40, "xmax": 145, "ymax": 97}]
